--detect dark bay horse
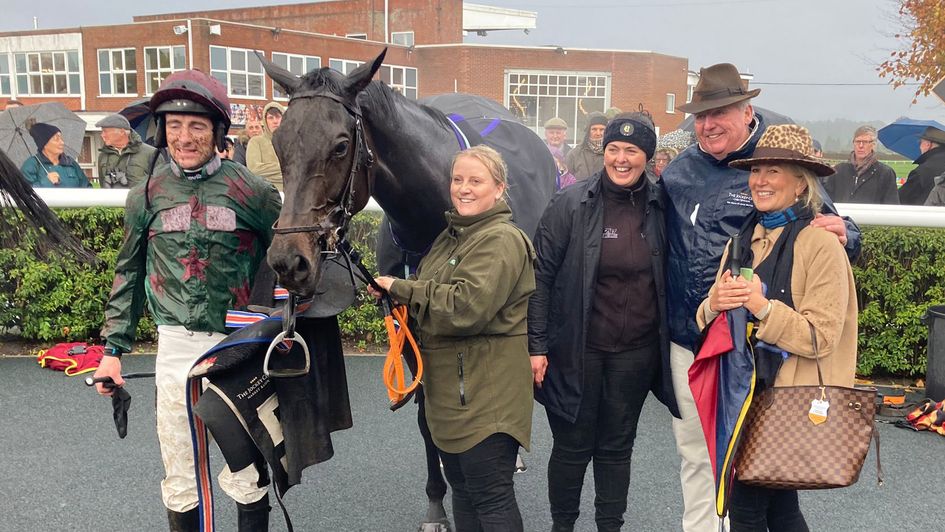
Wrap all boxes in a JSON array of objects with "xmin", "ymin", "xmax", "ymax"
[{"xmin": 260, "ymin": 49, "xmax": 555, "ymax": 531}]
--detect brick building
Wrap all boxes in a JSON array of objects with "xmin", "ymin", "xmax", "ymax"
[{"xmin": 0, "ymin": 0, "xmax": 691, "ymax": 178}]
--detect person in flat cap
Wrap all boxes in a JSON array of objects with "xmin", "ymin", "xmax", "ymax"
[
  {"xmin": 697, "ymin": 124, "xmax": 857, "ymax": 530},
  {"xmin": 96, "ymin": 113, "xmax": 157, "ymax": 188},
  {"xmin": 900, "ymin": 126, "xmax": 945, "ymax": 205},
  {"xmin": 19, "ymin": 122, "xmax": 90, "ymax": 188},
  {"xmin": 566, "ymin": 111, "xmax": 609, "ymax": 182},
  {"xmin": 543, "ymin": 117, "xmax": 575, "ymax": 189},
  {"xmin": 660, "ymin": 63, "xmax": 860, "ymax": 532},
  {"xmin": 529, "ymin": 111, "xmax": 679, "ymax": 530}
]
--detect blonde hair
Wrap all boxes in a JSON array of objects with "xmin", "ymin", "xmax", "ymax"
[
  {"xmin": 783, "ymin": 163, "xmax": 823, "ymax": 213},
  {"xmin": 451, "ymin": 145, "xmax": 509, "ymax": 187}
]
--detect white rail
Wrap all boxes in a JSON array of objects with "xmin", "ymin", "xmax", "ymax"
[
  {"xmin": 17, "ymin": 188, "xmax": 385, "ymax": 213},
  {"xmin": 8, "ymin": 189, "xmax": 945, "ymax": 228}
]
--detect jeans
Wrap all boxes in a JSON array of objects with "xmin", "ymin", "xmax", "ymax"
[
  {"xmin": 546, "ymin": 342, "xmax": 659, "ymax": 531},
  {"xmin": 728, "ymin": 479, "xmax": 809, "ymax": 532},
  {"xmin": 438, "ymin": 432, "xmax": 523, "ymax": 532}
]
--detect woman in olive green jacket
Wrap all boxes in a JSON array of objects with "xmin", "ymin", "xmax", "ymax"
[{"xmin": 371, "ymin": 145, "xmax": 535, "ymax": 532}]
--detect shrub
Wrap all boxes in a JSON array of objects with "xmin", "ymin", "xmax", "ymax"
[
  {"xmin": 3, "ymin": 209, "xmax": 944, "ymax": 377},
  {"xmin": 0, "ymin": 208, "xmax": 155, "ymax": 342},
  {"xmin": 853, "ymin": 226, "xmax": 945, "ymax": 376}
]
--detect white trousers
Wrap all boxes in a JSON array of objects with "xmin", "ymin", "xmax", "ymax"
[
  {"xmin": 670, "ymin": 341, "xmax": 721, "ymax": 532},
  {"xmin": 156, "ymin": 325, "xmax": 268, "ymax": 512}
]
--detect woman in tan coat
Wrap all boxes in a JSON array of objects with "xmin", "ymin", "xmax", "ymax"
[{"xmin": 696, "ymin": 125, "xmax": 857, "ymax": 531}]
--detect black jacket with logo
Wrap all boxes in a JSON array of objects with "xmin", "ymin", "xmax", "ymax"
[{"xmin": 527, "ymin": 170, "xmax": 679, "ymax": 423}]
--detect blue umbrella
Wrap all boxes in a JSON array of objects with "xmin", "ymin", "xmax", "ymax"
[{"xmin": 878, "ymin": 118, "xmax": 945, "ymax": 162}]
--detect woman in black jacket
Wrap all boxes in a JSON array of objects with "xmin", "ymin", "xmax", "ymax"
[{"xmin": 528, "ymin": 113, "xmax": 679, "ymax": 532}]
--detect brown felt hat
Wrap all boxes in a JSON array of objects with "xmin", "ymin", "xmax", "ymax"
[
  {"xmin": 677, "ymin": 63, "xmax": 760, "ymax": 114},
  {"xmin": 729, "ymin": 124, "xmax": 835, "ymax": 177},
  {"xmin": 920, "ymin": 126, "xmax": 945, "ymax": 145}
]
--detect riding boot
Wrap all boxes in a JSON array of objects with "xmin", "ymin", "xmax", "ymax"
[
  {"xmin": 166, "ymin": 508, "xmax": 199, "ymax": 532},
  {"xmin": 237, "ymin": 494, "xmax": 271, "ymax": 532}
]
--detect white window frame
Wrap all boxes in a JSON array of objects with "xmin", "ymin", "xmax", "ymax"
[
  {"xmin": 666, "ymin": 93, "xmax": 676, "ymax": 114},
  {"xmin": 345, "ymin": 33, "xmax": 367, "ymax": 40},
  {"xmin": 144, "ymin": 45, "xmax": 186, "ymax": 95},
  {"xmin": 14, "ymin": 50, "xmax": 82, "ymax": 96},
  {"xmin": 391, "ymin": 31, "xmax": 415, "ymax": 47},
  {"xmin": 329, "ymin": 58, "xmax": 363, "ymax": 75},
  {"xmin": 271, "ymin": 52, "xmax": 321, "ymax": 100},
  {"xmin": 505, "ymin": 69, "xmax": 611, "ymax": 146},
  {"xmin": 379, "ymin": 64, "xmax": 418, "ymax": 100},
  {"xmin": 0, "ymin": 53, "xmax": 11, "ymax": 96},
  {"xmin": 98, "ymin": 48, "xmax": 138, "ymax": 97},
  {"xmin": 210, "ymin": 45, "xmax": 265, "ymax": 99}
]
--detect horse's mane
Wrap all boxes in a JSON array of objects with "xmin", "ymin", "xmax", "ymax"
[
  {"xmin": 361, "ymin": 81, "xmax": 454, "ymax": 132},
  {"xmin": 294, "ymin": 66, "xmax": 452, "ymax": 132}
]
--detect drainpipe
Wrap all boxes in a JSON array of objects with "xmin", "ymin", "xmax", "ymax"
[
  {"xmin": 187, "ymin": 19, "xmax": 193, "ymax": 68},
  {"xmin": 384, "ymin": 0, "xmax": 389, "ymax": 43}
]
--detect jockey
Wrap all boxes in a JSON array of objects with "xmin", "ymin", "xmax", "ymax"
[{"xmin": 92, "ymin": 70, "xmax": 282, "ymax": 531}]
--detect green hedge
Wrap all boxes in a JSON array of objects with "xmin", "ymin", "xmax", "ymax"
[
  {"xmin": 2, "ymin": 209, "xmax": 943, "ymax": 377},
  {"xmin": 0, "ymin": 208, "xmax": 155, "ymax": 342}
]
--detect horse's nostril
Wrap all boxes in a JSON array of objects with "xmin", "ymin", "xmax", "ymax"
[{"xmin": 292, "ymin": 254, "xmax": 309, "ymax": 275}]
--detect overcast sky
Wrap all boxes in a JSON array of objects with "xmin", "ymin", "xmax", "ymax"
[{"xmin": 4, "ymin": 0, "xmax": 942, "ymax": 123}]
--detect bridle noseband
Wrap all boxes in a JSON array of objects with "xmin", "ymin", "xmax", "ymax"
[{"xmin": 271, "ymin": 89, "xmax": 375, "ymax": 251}]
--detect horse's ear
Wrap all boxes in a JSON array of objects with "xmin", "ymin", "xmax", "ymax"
[
  {"xmin": 344, "ymin": 48, "xmax": 387, "ymax": 98},
  {"xmin": 256, "ymin": 51, "xmax": 301, "ymax": 96}
]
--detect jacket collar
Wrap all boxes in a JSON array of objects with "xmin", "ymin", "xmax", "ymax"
[
  {"xmin": 444, "ymin": 200, "xmax": 513, "ymax": 235},
  {"xmin": 915, "ymin": 144, "xmax": 945, "ymax": 165},
  {"xmin": 35, "ymin": 150, "xmax": 76, "ymax": 167},
  {"xmin": 583, "ymin": 169, "xmax": 664, "ymax": 209}
]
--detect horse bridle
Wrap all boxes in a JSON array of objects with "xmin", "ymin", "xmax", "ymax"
[{"xmin": 271, "ymin": 89, "xmax": 376, "ymax": 250}]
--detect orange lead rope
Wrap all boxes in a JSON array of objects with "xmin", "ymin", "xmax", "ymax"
[{"xmin": 382, "ymin": 304, "xmax": 423, "ymax": 406}]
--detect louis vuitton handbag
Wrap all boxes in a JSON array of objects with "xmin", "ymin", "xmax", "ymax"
[{"xmin": 736, "ymin": 324, "xmax": 882, "ymax": 490}]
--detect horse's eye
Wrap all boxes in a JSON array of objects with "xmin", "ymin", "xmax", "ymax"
[{"xmin": 333, "ymin": 141, "xmax": 349, "ymax": 158}]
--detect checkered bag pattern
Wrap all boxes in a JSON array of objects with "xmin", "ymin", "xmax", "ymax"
[{"xmin": 736, "ymin": 384, "xmax": 877, "ymax": 490}]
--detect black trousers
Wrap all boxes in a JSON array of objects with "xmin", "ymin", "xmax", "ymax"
[
  {"xmin": 728, "ymin": 479, "xmax": 810, "ymax": 532},
  {"xmin": 438, "ymin": 432, "xmax": 523, "ymax": 532},
  {"xmin": 546, "ymin": 342, "xmax": 659, "ymax": 531}
]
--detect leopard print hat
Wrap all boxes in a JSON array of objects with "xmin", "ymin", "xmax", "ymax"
[{"xmin": 729, "ymin": 124, "xmax": 835, "ymax": 177}]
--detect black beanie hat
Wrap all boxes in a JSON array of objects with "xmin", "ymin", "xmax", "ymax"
[
  {"xmin": 603, "ymin": 113, "xmax": 657, "ymax": 160},
  {"xmin": 29, "ymin": 123, "xmax": 61, "ymax": 150}
]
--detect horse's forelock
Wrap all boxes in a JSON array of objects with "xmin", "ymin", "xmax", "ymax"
[{"xmin": 298, "ymin": 67, "xmax": 346, "ymax": 95}]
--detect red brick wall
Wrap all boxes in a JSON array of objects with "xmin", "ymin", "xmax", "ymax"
[
  {"xmin": 416, "ymin": 46, "xmax": 689, "ymax": 132},
  {"xmin": 73, "ymin": 21, "xmax": 414, "ymax": 113},
  {"xmin": 133, "ymin": 0, "xmax": 463, "ymax": 45}
]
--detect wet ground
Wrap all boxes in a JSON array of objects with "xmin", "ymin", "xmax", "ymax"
[{"xmin": 0, "ymin": 354, "xmax": 939, "ymax": 531}]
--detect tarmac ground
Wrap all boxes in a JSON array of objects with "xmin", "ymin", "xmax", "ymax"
[{"xmin": 0, "ymin": 354, "xmax": 939, "ymax": 531}]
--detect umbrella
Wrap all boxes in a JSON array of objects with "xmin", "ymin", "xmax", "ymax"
[
  {"xmin": 118, "ymin": 97, "xmax": 158, "ymax": 145},
  {"xmin": 689, "ymin": 308, "xmax": 755, "ymax": 518},
  {"xmin": 687, "ymin": 241, "xmax": 757, "ymax": 518},
  {"xmin": 678, "ymin": 106, "xmax": 794, "ymax": 133},
  {"xmin": 0, "ymin": 102, "xmax": 86, "ymax": 168},
  {"xmin": 877, "ymin": 117, "xmax": 945, "ymax": 162}
]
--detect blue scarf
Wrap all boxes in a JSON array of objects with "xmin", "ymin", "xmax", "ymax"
[{"xmin": 759, "ymin": 205, "xmax": 800, "ymax": 229}]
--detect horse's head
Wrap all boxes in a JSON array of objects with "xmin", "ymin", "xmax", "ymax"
[{"xmin": 259, "ymin": 49, "xmax": 386, "ymax": 297}]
